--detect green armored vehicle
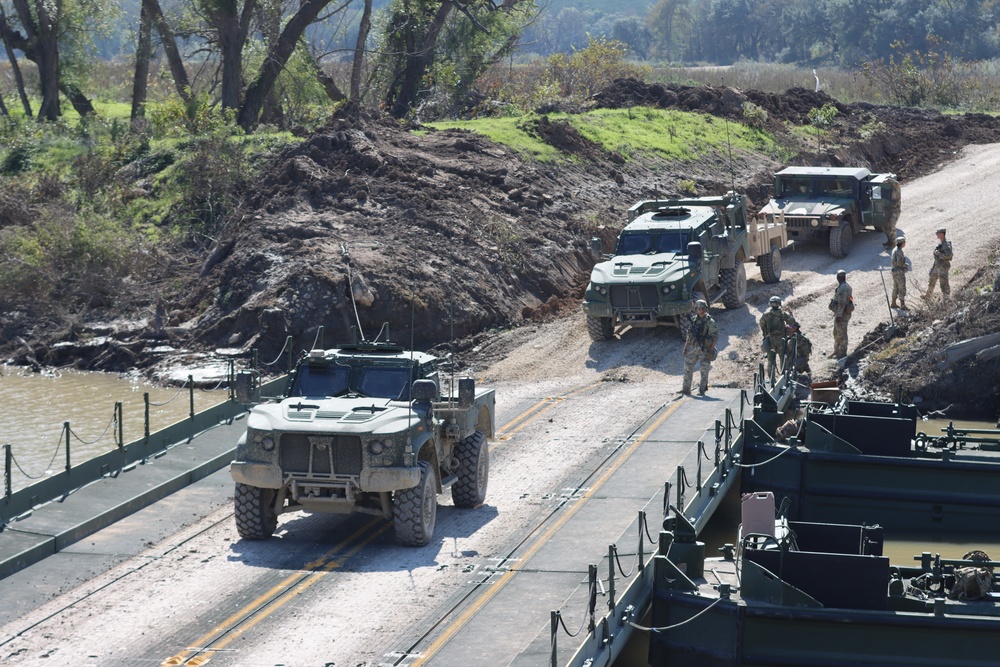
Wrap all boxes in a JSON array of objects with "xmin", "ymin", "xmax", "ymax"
[
  {"xmin": 230, "ymin": 341, "xmax": 495, "ymax": 547},
  {"xmin": 583, "ymin": 191, "xmax": 786, "ymax": 341},
  {"xmin": 758, "ymin": 166, "xmax": 900, "ymax": 258}
]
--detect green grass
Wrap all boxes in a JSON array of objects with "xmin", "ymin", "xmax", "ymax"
[{"xmin": 427, "ymin": 106, "xmax": 785, "ymax": 163}]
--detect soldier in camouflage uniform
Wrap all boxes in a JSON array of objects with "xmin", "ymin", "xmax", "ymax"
[
  {"xmin": 789, "ymin": 321, "xmax": 812, "ymax": 373},
  {"xmin": 829, "ymin": 269, "xmax": 853, "ymax": 359},
  {"xmin": 682, "ymin": 299, "xmax": 718, "ymax": 396},
  {"xmin": 890, "ymin": 236, "xmax": 909, "ymax": 309},
  {"xmin": 925, "ymin": 227, "xmax": 953, "ymax": 298},
  {"xmin": 759, "ymin": 295, "xmax": 794, "ymax": 377},
  {"xmin": 882, "ymin": 177, "xmax": 901, "ymax": 248}
]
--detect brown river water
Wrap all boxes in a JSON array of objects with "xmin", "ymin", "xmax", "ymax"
[{"xmin": 0, "ymin": 365, "xmax": 229, "ymax": 493}]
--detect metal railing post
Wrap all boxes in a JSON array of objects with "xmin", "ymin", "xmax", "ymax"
[
  {"xmin": 608, "ymin": 544, "xmax": 617, "ymax": 615},
  {"xmin": 4, "ymin": 444, "xmax": 10, "ymax": 497},
  {"xmin": 286, "ymin": 336, "xmax": 294, "ymax": 372},
  {"xmin": 64, "ymin": 422, "xmax": 71, "ymax": 472},
  {"xmin": 144, "ymin": 392, "xmax": 150, "ymax": 441},
  {"xmin": 588, "ymin": 564, "xmax": 598, "ymax": 634},
  {"xmin": 638, "ymin": 511, "xmax": 646, "ymax": 572},
  {"xmin": 188, "ymin": 375, "xmax": 195, "ymax": 420},
  {"xmin": 116, "ymin": 402, "xmax": 123, "ymax": 450},
  {"xmin": 550, "ymin": 611, "xmax": 559, "ymax": 667}
]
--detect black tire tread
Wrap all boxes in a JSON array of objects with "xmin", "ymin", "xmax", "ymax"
[
  {"xmin": 720, "ymin": 263, "xmax": 747, "ymax": 309},
  {"xmin": 452, "ymin": 430, "xmax": 489, "ymax": 508},
  {"xmin": 234, "ymin": 483, "xmax": 278, "ymax": 540},
  {"xmin": 829, "ymin": 221, "xmax": 853, "ymax": 259},
  {"xmin": 586, "ymin": 315, "xmax": 614, "ymax": 341},
  {"xmin": 759, "ymin": 247, "xmax": 782, "ymax": 283},
  {"xmin": 393, "ymin": 461, "xmax": 437, "ymax": 547}
]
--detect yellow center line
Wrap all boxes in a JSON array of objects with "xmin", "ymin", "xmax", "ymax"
[
  {"xmin": 496, "ymin": 381, "xmax": 603, "ymax": 439},
  {"xmin": 410, "ymin": 398, "xmax": 685, "ymax": 665},
  {"xmin": 160, "ymin": 518, "xmax": 386, "ymax": 666}
]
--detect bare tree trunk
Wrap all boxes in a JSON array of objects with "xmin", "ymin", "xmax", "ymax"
[
  {"xmin": 210, "ymin": 0, "xmax": 257, "ymax": 111},
  {"xmin": 131, "ymin": 0, "xmax": 153, "ymax": 125},
  {"xmin": 0, "ymin": 6, "xmax": 31, "ymax": 117},
  {"xmin": 236, "ymin": 0, "xmax": 333, "ymax": 131},
  {"xmin": 142, "ymin": 0, "xmax": 190, "ymax": 101},
  {"xmin": 389, "ymin": 0, "xmax": 453, "ymax": 118},
  {"xmin": 60, "ymin": 82, "xmax": 94, "ymax": 116},
  {"xmin": 350, "ymin": 0, "xmax": 372, "ymax": 101},
  {"xmin": 12, "ymin": 0, "xmax": 60, "ymax": 120}
]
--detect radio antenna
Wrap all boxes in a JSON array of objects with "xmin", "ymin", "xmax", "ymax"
[
  {"xmin": 722, "ymin": 76, "xmax": 736, "ymax": 192},
  {"xmin": 342, "ymin": 243, "xmax": 366, "ymax": 342}
]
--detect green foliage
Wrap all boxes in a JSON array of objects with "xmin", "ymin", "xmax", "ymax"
[
  {"xmin": 807, "ymin": 103, "xmax": 838, "ymax": 127},
  {"xmin": 859, "ymin": 38, "xmax": 987, "ymax": 108},
  {"xmin": 679, "ymin": 179, "xmax": 697, "ymax": 194},
  {"xmin": 859, "ymin": 113, "xmax": 887, "ymax": 139},
  {"xmin": 148, "ymin": 91, "xmax": 240, "ymax": 139},
  {"xmin": 741, "ymin": 101, "xmax": 768, "ymax": 128},
  {"xmin": 545, "ymin": 36, "xmax": 651, "ymax": 101}
]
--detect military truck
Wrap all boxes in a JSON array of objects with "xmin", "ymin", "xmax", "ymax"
[
  {"xmin": 230, "ymin": 341, "xmax": 495, "ymax": 547},
  {"xmin": 582, "ymin": 191, "xmax": 787, "ymax": 341},
  {"xmin": 757, "ymin": 166, "xmax": 900, "ymax": 259}
]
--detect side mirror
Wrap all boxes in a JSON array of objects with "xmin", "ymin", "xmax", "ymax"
[
  {"xmin": 458, "ymin": 378, "xmax": 475, "ymax": 408},
  {"xmin": 234, "ymin": 370, "xmax": 260, "ymax": 405},
  {"xmin": 411, "ymin": 379, "xmax": 437, "ymax": 401},
  {"xmin": 686, "ymin": 241, "xmax": 703, "ymax": 269},
  {"xmin": 590, "ymin": 237, "xmax": 603, "ymax": 257}
]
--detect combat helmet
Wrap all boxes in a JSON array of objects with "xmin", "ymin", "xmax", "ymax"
[{"xmin": 769, "ymin": 296, "xmax": 781, "ymax": 307}]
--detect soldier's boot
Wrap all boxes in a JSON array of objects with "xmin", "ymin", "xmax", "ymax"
[
  {"xmin": 680, "ymin": 382, "xmax": 691, "ymax": 395},
  {"xmin": 899, "ymin": 298, "xmax": 907, "ymax": 310},
  {"xmin": 925, "ymin": 276, "xmax": 937, "ymax": 298},
  {"xmin": 890, "ymin": 299, "xmax": 899, "ymax": 309},
  {"xmin": 698, "ymin": 384, "xmax": 708, "ymax": 396}
]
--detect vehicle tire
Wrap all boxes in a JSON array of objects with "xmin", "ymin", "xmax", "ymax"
[
  {"xmin": 393, "ymin": 460, "xmax": 437, "ymax": 547},
  {"xmin": 234, "ymin": 483, "xmax": 278, "ymax": 540},
  {"xmin": 759, "ymin": 246, "xmax": 782, "ymax": 283},
  {"xmin": 829, "ymin": 220, "xmax": 853, "ymax": 259},
  {"xmin": 586, "ymin": 315, "xmax": 614, "ymax": 341},
  {"xmin": 452, "ymin": 430, "xmax": 489, "ymax": 508},
  {"xmin": 720, "ymin": 263, "xmax": 747, "ymax": 309}
]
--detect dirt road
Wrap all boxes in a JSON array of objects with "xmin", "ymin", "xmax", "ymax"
[
  {"xmin": 476, "ymin": 143, "xmax": 1000, "ymax": 392},
  {"xmin": 0, "ymin": 144, "xmax": 996, "ymax": 666}
]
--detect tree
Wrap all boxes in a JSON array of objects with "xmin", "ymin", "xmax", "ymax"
[
  {"xmin": 611, "ymin": 16, "xmax": 651, "ymax": 60},
  {"xmin": 647, "ymin": 0, "xmax": 692, "ymax": 62}
]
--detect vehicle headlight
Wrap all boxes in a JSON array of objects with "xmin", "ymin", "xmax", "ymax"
[
  {"xmin": 661, "ymin": 285, "xmax": 675, "ymax": 294},
  {"xmin": 369, "ymin": 440, "xmax": 385, "ymax": 455},
  {"xmin": 595, "ymin": 285, "xmax": 608, "ymax": 295},
  {"xmin": 261, "ymin": 436, "xmax": 275, "ymax": 451},
  {"xmin": 811, "ymin": 219, "xmax": 819, "ymax": 227}
]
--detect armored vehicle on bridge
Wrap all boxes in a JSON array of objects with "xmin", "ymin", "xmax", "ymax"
[
  {"xmin": 230, "ymin": 342, "xmax": 495, "ymax": 547},
  {"xmin": 758, "ymin": 166, "xmax": 900, "ymax": 258},
  {"xmin": 582, "ymin": 191, "xmax": 787, "ymax": 341}
]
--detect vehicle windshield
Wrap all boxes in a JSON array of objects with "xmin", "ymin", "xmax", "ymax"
[
  {"xmin": 617, "ymin": 231, "xmax": 689, "ymax": 255},
  {"xmin": 778, "ymin": 177, "xmax": 855, "ymax": 198},
  {"xmin": 290, "ymin": 364, "xmax": 350, "ymax": 397},
  {"xmin": 358, "ymin": 366, "xmax": 412, "ymax": 400}
]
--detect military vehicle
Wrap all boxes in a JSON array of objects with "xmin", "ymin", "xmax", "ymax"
[
  {"xmin": 582, "ymin": 191, "xmax": 787, "ymax": 341},
  {"xmin": 757, "ymin": 166, "xmax": 900, "ymax": 258},
  {"xmin": 230, "ymin": 341, "xmax": 495, "ymax": 547}
]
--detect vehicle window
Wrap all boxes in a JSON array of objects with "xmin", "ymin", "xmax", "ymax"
[
  {"xmin": 655, "ymin": 231, "xmax": 689, "ymax": 253},
  {"xmin": 359, "ymin": 367, "xmax": 412, "ymax": 400},
  {"xmin": 290, "ymin": 364, "xmax": 350, "ymax": 397},
  {"xmin": 618, "ymin": 234, "xmax": 652, "ymax": 255}
]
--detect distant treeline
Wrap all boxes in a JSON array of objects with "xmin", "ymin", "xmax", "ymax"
[{"xmin": 523, "ymin": 0, "xmax": 1000, "ymax": 66}]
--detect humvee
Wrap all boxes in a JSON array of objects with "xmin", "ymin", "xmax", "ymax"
[
  {"xmin": 230, "ymin": 341, "xmax": 495, "ymax": 547},
  {"xmin": 757, "ymin": 166, "xmax": 900, "ymax": 258},
  {"xmin": 582, "ymin": 191, "xmax": 787, "ymax": 341}
]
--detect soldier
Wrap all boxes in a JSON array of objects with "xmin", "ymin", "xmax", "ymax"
[
  {"xmin": 682, "ymin": 299, "xmax": 718, "ymax": 396},
  {"xmin": 882, "ymin": 177, "xmax": 901, "ymax": 248},
  {"xmin": 789, "ymin": 321, "xmax": 812, "ymax": 373},
  {"xmin": 759, "ymin": 295, "xmax": 794, "ymax": 377},
  {"xmin": 925, "ymin": 227, "xmax": 953, "ymax": 298},
  {"xmin": 890, "ymin": 236, "xmax": 909, "ymax": 309},
  {"xmin": 829, "ymin": 269, "xmax": 853, "ymax": 359}
]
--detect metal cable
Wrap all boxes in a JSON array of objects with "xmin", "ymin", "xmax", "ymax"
[
  {"xmin": 69, "ymin": 409, "xmax": 118, "ymax": 446},
  {"xmin": 733, "ymin": 441, "xmax": 795, "ymax": 469},
  {"xmin": 641, "ymin": 513, "xmax": 658, "ymax": 544},
  {"xmin": 147, "ymin": 379, "xmax": 189, "ymax": 407},
  {"xmin": 260, "ymin": 336, "xmax": 291, "ymax": 368},
  {"xmin": 556, "ymin": 579, "xmax": 595, "ymax": 638},
  {"xmin": 629, "ymin": 596, "xmax": 724, "ymax": 632},
  {"xmin": 613, "ymin": 546, "xmax": 638, "ymax": 579}
]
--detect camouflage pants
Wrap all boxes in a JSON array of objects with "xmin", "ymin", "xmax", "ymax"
[
  {"xmin": 928, "ymin": 264, "xmax": 950, "ymax": 296},
  {"xmin": 884, "ymin": 208, "xmax": 899, "ymax": 245},
  {"xmin": 833, "ymin": 315, "xmax": 850, "ymax": 359},
  {"xmin": 683, "ymin": 346, "xmax": 712, "ymax": 393},
  {"xmin": 891, "ymin": 271, "xmax": 906, "ymax": 302},
  {"xmin": 765, "ymin": 337, "xmax": 785, "ymax": 378}
]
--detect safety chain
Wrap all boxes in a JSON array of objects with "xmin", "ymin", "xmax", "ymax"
[
  {"xmin": 628, "ymin": 596, "xmax": 724, "ymax": 632},
  {"xmin": 259, "ymin": 336, "xmax": 292, "ymax": 368},
  {"xmin": 733, "ymin": 442, "xmax": 795, "ymax": 469},
  {"xmin": 69, "ymin": 408, "xmax": 118, "ymax": 446},
  {"xmin": 147, "ymin": 378, "xmax": 189, "ymax": 407}
]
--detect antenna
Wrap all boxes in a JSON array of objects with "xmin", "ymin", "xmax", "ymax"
[
  {"xmin": 342, "ymin": 242, "xmax": 366, "ymax": 342},
  {"xmin": 721, "ymin": 76, "xmax": 736, "ymax": 192},
  {"xmin": 449, "ymin": 294, "xmax": 456, "ymax": 407}
]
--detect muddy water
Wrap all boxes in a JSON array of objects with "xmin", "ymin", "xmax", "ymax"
[{"xmin": 0, "ymin": 365, "xmax": 228, "ymax": 493}]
